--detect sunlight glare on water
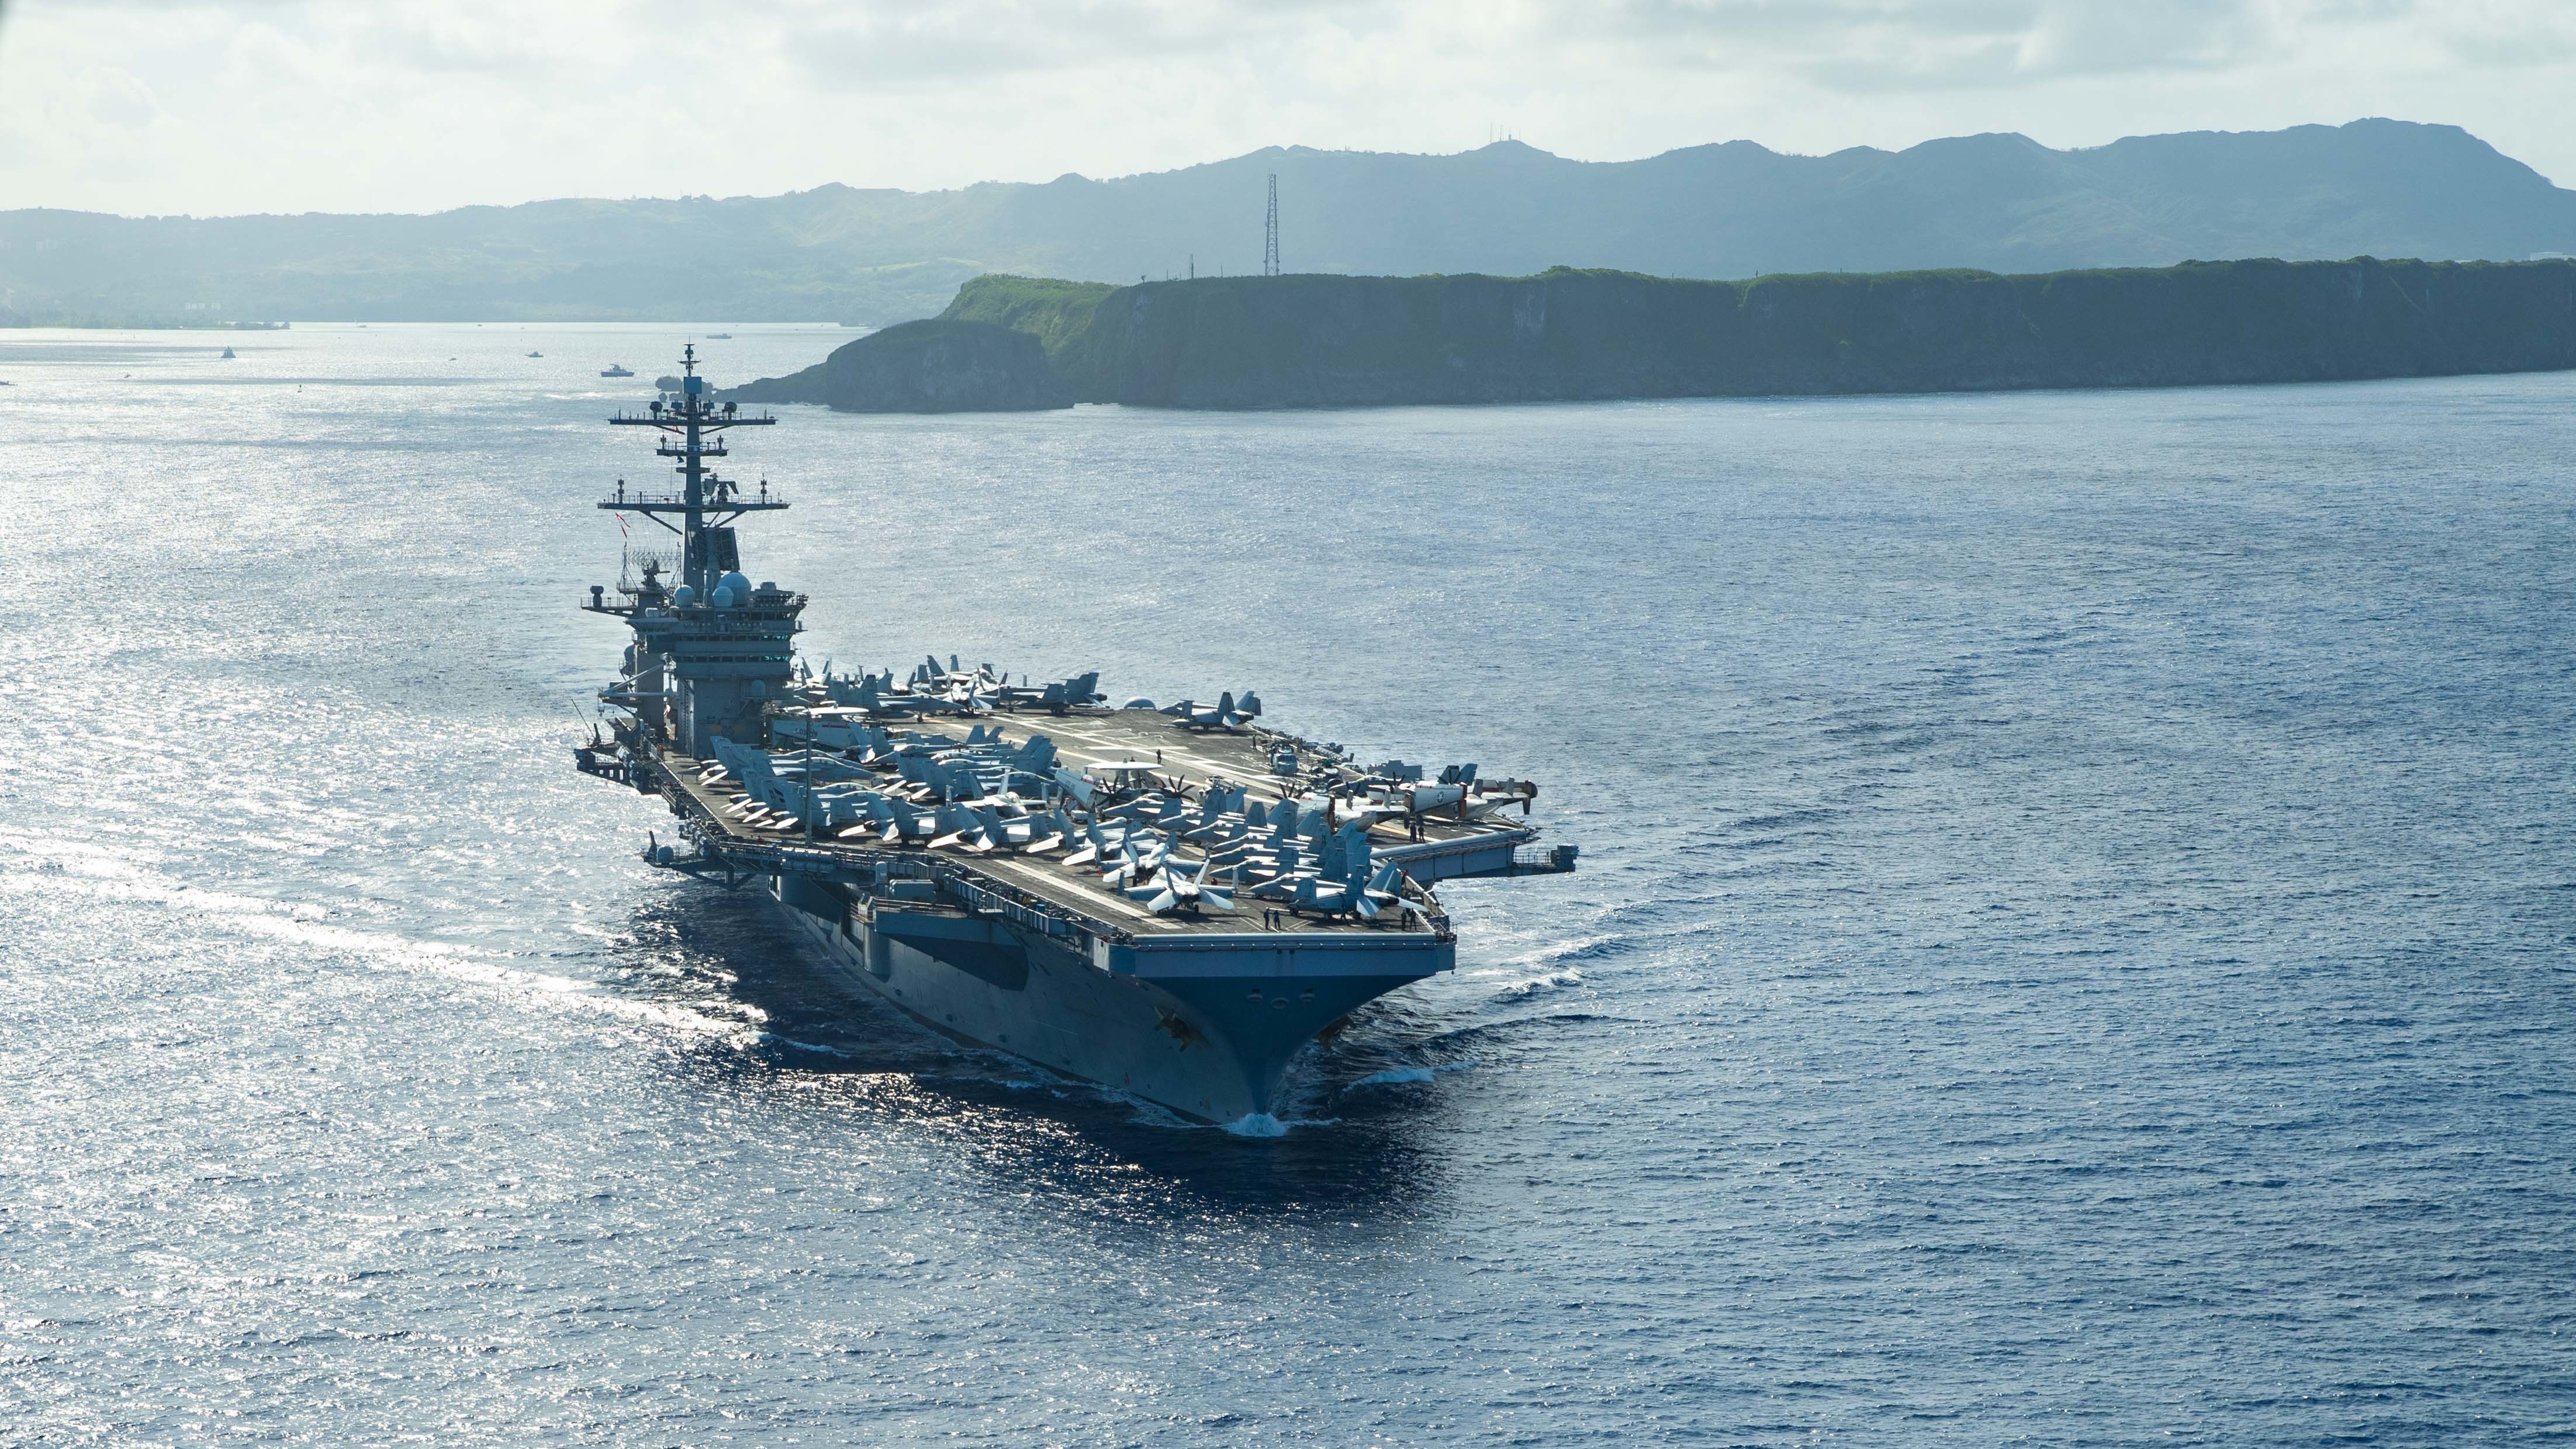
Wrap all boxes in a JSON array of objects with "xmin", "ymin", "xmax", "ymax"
[{"xmin": 1, "ymin": 323, "xmax": 2571, "ymax": 1444}]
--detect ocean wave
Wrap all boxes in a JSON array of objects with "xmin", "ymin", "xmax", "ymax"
[
  {"xmin": 757, "ymin": 1032, "xmax": 857, "ymax": 1058},
  {"xmin": 0, "ymin": 858, "xmax": 762, "ymax": 1046},
  {"xmin": 1215, "ymin": 1111, "xmax": 1341, "ymax": 1136},
  {"xmin": 1344, "ymin": 1060, "xmax": 1478, "ymax": 1090},
  {"xmin": 1493, "ymin": 966, "xmax": 1585, "ymax": 998},
  {"xmin": 1347, "ymin": 1067, "xmax": 1437, "ymax": 1088}
]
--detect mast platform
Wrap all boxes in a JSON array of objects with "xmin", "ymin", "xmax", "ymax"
[{"xmin": 570, "ymin": 343, "xmax": 1575, "ymax": 1120}]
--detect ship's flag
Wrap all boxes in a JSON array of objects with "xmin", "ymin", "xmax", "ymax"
[{"xmin": 614, "ymin": 513, "xmax": 630, "ymax": 537}]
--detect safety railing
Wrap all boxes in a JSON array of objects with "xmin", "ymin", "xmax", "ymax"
[{"xmin": 1507, "ymin": 843, "xmax": 1580, "ymax": 874}]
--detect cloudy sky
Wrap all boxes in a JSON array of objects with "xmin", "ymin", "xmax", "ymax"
[{"xmin": 2, "ymin": 0, "xmax": 2570, "ymax": 217}]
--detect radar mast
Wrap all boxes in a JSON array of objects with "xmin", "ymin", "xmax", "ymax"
[
  {"xmin": 601, "ymin": 343, "xmax": 784, "ymax": 593},
  {"xmin": 583, "ymin": 345, "xmax": 804, "ymax": 756}
]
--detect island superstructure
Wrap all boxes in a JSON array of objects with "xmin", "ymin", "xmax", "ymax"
[{"xmin": 576, "ymin": 347, "xmax": 1576, "ymax": 1123}]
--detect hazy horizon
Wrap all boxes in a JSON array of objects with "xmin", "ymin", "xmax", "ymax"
[
  {"xmin": 2, "ymin": 1, "xmax": 2572, "ymax": 218},
  {"xmin": 9, "ymin": 123, "xmax": 2564, "ymax": 223}
]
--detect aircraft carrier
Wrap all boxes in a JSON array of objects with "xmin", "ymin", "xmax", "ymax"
[{"xmin": 575, "ymin": 348, "xmax": 1577, "ymax": 1125}]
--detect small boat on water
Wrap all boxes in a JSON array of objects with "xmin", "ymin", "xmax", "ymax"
[
  {"xmin": 705, "ymin": 333, "xmax": 732, "ymax": 340},
  {"xmin": 600, "ymin": 364, "xmax": 635, "ymax": 378},
  {"xmin": 220, "ymin": 346, "xmax": 236, "ymax": 359},
  {"xmin": 527, "ymin": 350, "xmax": 544, "ymax": 358}
]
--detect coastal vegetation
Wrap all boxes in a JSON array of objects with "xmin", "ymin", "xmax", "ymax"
[
  {"xmin": 908, "ymin": 257, "xmax": 2576, "ymax": 409},
  {"xmin": 936, "ymin": 276, "xmax": 1118, "ymax": 356},
  {"xmin": 724, "ymin": 317, "xmax": 1070, "ymax": 413}
]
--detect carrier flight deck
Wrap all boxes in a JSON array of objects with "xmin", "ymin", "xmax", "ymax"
[{"xmin": 573, "ymin": 347, "xmax": 1576, "ymax": 1123}]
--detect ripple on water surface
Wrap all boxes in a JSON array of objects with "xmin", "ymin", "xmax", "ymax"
[{"xmin": 1, "ymin": 327, "xmax": 2571, "ymax": 1444}]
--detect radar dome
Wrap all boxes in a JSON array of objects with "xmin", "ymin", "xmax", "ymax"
[
  {"xmin": 719, "ymin": 570, "xmax": 751, "ymax": 599},
  {"xmin": 672, "ymin": 584, "xmax": 698, "ymax": 607},
  {"xmin": 710, "ymin": 585, "xmax": 737, "ymax": 608}
]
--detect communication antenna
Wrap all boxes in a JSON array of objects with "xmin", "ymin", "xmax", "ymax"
[{"xmin": 1264, "ymin": 172, "xmax": 1280, "ymax": 277}]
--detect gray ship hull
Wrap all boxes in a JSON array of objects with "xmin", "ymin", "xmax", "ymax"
[
  {"xmin": 767, "ymin": 874, "xmax": 1446, "ymax": 1123},
  {"xmin": 570, "ymin": 348, "xmax": 1574, "ymax": 1126}
]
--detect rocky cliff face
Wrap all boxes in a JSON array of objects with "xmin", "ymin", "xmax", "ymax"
[
  {"xmin": 725, "ymin": 319, "xmax": 1071, "ymax": 413},
  {"xmin": 1038, "ymin": 260, "xmax": 2576, "ymax": 409},
  {"xmin": 747, "ymin": 259, "xmax": 2576, "ymax": 413}
]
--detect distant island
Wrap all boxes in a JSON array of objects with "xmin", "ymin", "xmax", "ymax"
[
  {"xmin": 727, "ymin": 318, "xmax": 1070, "ymax": 412},
  {"xmin": 6, "ymin": 120, "xmax": 2574, "ymax": 327},
  {"xmin": 724, "ymin": 257, "xmax": 2576, "ymax": 412}
]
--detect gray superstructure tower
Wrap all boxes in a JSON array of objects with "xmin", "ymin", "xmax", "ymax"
[
  {"xmin": 572, "ymin": 343, "xmax": 1576, "ymax": 1123},
  {"xmin": 584, "ymin": 346, "xmax": 801, "ymax": 757}
]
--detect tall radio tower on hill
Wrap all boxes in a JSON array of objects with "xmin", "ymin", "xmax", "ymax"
[{"xmin": 1263, "ymin": 172, "xmax": 1280, "ymax": 277}]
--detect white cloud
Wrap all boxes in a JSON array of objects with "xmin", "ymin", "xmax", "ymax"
[
  {"xmin": 0, "ymin": 0, "xmax": 2568, "ymax": 213},
  {"xmin": 81, "ymin": 67, "xmax": 160, "ymax": 127}
]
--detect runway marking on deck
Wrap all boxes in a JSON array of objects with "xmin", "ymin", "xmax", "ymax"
[{"xmin": 977, "ymin": 855, "xmax": 1168, "ymax": 924}]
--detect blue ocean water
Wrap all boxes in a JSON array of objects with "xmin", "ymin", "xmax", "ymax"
[{"xmin": 1, "ymin": 324, "xmax": 2570, "ymax": 1445}]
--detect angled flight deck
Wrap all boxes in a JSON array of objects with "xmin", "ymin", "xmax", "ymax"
[{"xmin": 574, "ymin": 347, "xmax": 1575, "ymax": 1123}]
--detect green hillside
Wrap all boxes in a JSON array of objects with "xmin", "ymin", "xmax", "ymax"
[
  {"xmin": 724, "ymin": 317, "xmax": 1070, "ymax": 413},
  {"xmin": 937, "ymin": 276, "xmax": 1119, "ymax": 355},
  {"xmin": 945, "ymin": 257, "xmax": 2576, "ymax": 409}
]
